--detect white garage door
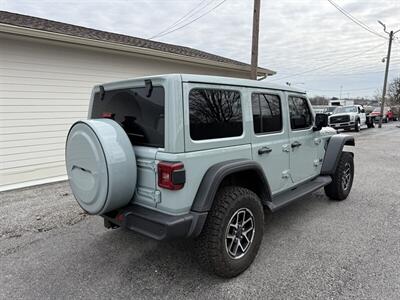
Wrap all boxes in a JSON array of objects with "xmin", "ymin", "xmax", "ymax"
[{"xmin": 0, "ymin": 35, "xmax": 244, "ymax": 191}]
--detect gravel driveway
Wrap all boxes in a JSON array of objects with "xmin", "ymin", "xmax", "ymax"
[{"xmin": 1, "ymin": 123, "xmax": 400, "ymax": 299}]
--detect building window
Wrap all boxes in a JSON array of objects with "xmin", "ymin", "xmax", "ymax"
[
  {"xmin": 288, "ymin": 96, "xmax": 313, "ymax": 130},
  {"xmin": 189, "ymin": 88, "xmax": 243, "ymax": 140},
  {"xmin": 252, "ymin": 93, "xmax": 282, "ymax": 134}
]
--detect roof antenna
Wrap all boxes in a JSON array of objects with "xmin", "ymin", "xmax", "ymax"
[{"xmin": 145, "ymin": 79, "xmax": 153, "ymax": 97}]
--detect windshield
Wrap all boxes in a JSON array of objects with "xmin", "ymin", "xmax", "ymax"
[
  {"xmin": 326, "ymin": 107, "xmax": 337, "ymax": 113},
  {"xmin": 336, "ymin": 106, "xmax": 357, "ymax": 113},
  {"xmin": 373, "ymin": 107, "xmax": 388, "ymax": 113},
  {"xmin": 91, "ymin": 86, "xmax": 165, "ymax": 147}
]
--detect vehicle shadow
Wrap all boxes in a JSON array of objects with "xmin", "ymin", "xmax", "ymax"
[{"xmin": 77, "ymin": 191, "xmax": 333, "ymax": 296}]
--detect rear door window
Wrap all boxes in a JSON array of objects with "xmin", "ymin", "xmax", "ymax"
[
  {"xmin": 91, "ymin": 86, "xmax": 165, "ymax": 147},
  {"xmin": 189, "ymin": 88, "xmax": 243, "ymax": 140}
]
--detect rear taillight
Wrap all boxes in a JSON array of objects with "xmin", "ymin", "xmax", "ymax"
[{"xmin": 157, "ymin": 162, "xmax": 185, "ymax": 190}]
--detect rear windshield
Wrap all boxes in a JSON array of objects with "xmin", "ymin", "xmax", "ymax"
[{"xmin": 91, "ymin": 86, "xmax": 165, "ymax": 148}]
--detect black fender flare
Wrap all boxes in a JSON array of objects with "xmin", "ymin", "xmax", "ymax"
[
  {"xmin": 320, "ymin": 134, "xmax": 355, "ymax": 175},
  {"xmin": 190, "ymin": 159, "xmax": 272, "ymax": 213}
]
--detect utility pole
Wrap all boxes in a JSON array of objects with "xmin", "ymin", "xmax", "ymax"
[
  {"xmin": 250, "ymin": 0, "xmax": 261, "ymax": 80},
  {"xmin": 377, "ymin": 21, "xmax": 400, "ymax": 128},
  {"xmin": 378, "ymin": 30, "xmax": 393, "ymax": 128}
]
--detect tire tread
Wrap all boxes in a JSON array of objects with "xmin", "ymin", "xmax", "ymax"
[
  {"xmin": 324, "ymin": 152, "xmax": 354, "ymax": 201},
  {"xmin": 195, "ymin": 186, "xmax": 263, "ymax": 278}
]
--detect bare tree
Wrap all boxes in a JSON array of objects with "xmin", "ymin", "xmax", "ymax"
[
  {"xmin": 189, "ymin": 89, "xmax": 241, "ymax": 124},
  {"xmin": 308, "ymin": 96, "xmax": 329, "ymax": 106},
  {"xmin": 387, "ymin": 76, "xmax": 400, "ymax": 105}
]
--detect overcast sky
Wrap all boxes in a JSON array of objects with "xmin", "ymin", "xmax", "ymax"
[{"xmin": 1, "ymin": 0, "xmax": 399, "ymax": 98}]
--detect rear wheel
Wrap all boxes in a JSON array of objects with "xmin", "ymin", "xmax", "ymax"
[
  {"xmin": 195, "ymin": 186, "xmax": 264, "ymax": 278},
  {"xmin": 324, "ymin": 152, "xmax": 354, "ymax": 201}
]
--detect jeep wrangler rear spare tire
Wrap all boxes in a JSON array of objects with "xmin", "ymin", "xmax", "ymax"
[
  {"xmin": 66, "ymin": 119, "xmax": 137, "ymax": 215},
  {"xmin": 195, "ymin": 186, "xmax": 264, "ymax": 278},
  {"xmin": 324, "ymin": 151, "xmax": 354, "ymax": 201}
]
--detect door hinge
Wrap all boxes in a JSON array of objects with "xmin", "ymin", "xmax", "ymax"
[
  {"xmin": 282, "ymin": 144, "xmax": 290, "ymax": 152},
  {"xmin": 282, "ymin": 170, "xmax": 290, "ymax": 179}
]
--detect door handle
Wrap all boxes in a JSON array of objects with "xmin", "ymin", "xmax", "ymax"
[
  {"xmin": 291, "ymin": 141, "xmax": 302, "ymax": 148},
  {"xmin": 258, "ymin": 146, "xmax": 272, "ymax": 155}
]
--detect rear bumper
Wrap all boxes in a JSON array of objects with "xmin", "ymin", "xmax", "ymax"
[{"xmin": 102, "ymin": 204, "xmax": 208, "ymax": 241}]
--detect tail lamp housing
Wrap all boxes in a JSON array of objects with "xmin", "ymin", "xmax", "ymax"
[{"xmin": 157, "ymin": 162, "xmax": 185, "ymax": 190}]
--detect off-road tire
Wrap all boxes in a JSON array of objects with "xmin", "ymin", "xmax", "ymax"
[
  {"xmin": 324, "ymin": 152, "xmax": 354, "ymax": 201},
  {"xmin": 354, "ymin": 119, "xmax": 360, "ymax": 132},
  {"xmin": 195, "ymin": 186, "xmax": 264, "ymax": 278}
]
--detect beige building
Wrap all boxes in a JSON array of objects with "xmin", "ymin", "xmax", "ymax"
[{"xmin": 0, "ymin": 11, "xmax": 275, "ymax": 191}]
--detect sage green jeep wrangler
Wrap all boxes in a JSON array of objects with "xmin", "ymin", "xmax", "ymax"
[{"xmin": 66, "ymin": 74, "xmax": 354, "ymax": 278}]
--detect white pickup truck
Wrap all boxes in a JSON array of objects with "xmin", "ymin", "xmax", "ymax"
[{"xmin": 328, "ymin": 105, "xmax": 374, "ymax": 131}]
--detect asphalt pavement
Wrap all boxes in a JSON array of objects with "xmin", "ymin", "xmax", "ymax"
[{"xmin": 1, "ymin": 123, "xmax": 400, "ymax": 299}]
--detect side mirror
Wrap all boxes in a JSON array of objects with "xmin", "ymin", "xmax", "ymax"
[{"xmin": 313, "ymin": 113, "xmax": 328, "ymax": 131}]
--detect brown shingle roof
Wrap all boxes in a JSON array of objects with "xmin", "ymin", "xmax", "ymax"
[{"xmin": 0, "ymin": 10, "xmax": 273, "ymax": 74}]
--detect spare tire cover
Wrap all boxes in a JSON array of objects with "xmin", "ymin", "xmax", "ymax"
[{"xmin": 66, "ymin": 119, "xmax": 137, "ymax": 215}]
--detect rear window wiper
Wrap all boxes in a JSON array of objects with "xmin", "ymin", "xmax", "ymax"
[{"xmin": 99, "ymin": 85, "xmax": 105, "ymax": 100}]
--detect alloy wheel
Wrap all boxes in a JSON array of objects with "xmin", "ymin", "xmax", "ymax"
[
  {"xmin": 225, "ymin": 208, "xmax": 255, "ymax": 259},
  {"xmin": 342, "ymin": 162, "xmax": 352, "ymax": 191}
]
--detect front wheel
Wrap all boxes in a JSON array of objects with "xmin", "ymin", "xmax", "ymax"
[
  {"xmin": 195, "ymin": 186, "xmax": 264, "ymax": 278},
  {"xmin": 324, "ymin": 152, "xmax": 354, "ymax": 201},
  {"xmin": 354, "ymin": 119, "xmax": 360, "ymax": 132}
]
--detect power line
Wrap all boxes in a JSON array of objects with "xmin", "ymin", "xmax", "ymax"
[
  {"xmin": 274, "ymin": 51, "xmax": 392, "ymax": 74},
  {"xmin": 268, "ymin": 43, "xmax": 389, "ymax": 75},
  {"xmin": 154, "ymin": 0, "xmax": 228, "ymax": 38},
  {"xmin": 264, "ymin": 45, "xmax": 385, "ymax": 70},
  {"xmin": 149, "ymin": 0, "xmax": 212, "ymax": 39},
  {"xmin": 326, "ymin": 0, "xmax": 388, "ymax": 40},
  {"xmin": 269, "ymin": 42, "xmax": 386, "ymax": 82},
  {"xmin": 293, "ymin": 57, "xmax": 400, "ymax": 76},
  {"xmin": 290, "ymin": 68, "xmax": 400, "ymax": 78},
  {"xmin": 150, "ymin": 0, "xmax": 228, "ymax": 39},
  {"xmin": 307, "ymin": 86, "xmax": 378, "ymax": 92}
]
